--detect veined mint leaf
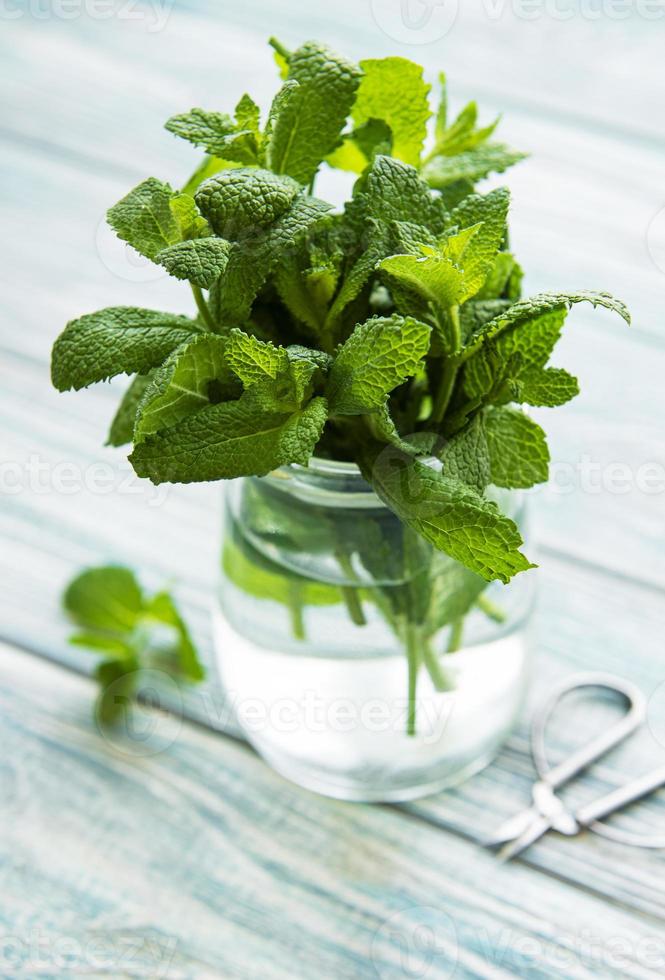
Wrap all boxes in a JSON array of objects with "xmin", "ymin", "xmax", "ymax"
[
  {"xmin": 439, "ymin": 414, "xmax": 490, "ymax": 492},
  {"xmin": 516, "ymin": 366, "xmax": 580, "ymax": 407},
  {"xmin": 422, "ymin": 144, "xmax": 526, "ymax": 189},
  {"xmin": 165, "ymin": 108, "xmax": 236, "ymax": 153},
  {"xmin": 107, "ymin": 372, "xmax": 155, "ymax": 447},
  {"xmin": 226, "ymin": 329, "xmax": 289, "ymax": 386},
  {"xmin": 447, "ymin": 187, "xmax": 510, "ymax": 300},
  {"xmin": 462, "ymin": 291, "xmax": 630, "ymax": 400},
  {"xmin": 210, "ymin": 194, "xmax": 332, "ymax": 325},
  {"xmin": 195, "ymin": 168, "xmax": 300, "ymax": 237},
  {"xmin": 107, "ymin": 178, "xmax": 206, "ymax": 261},
  {"xmin": 51, "ymin": 307, "xmax": 199, "ymax": 391},
  {"xmin": 484, "ymin": 406, "xmax": 550, "ymax": 488},
  {"xmin": 156, "ymin": 237, "xmax": 232, "ymax": 288},
  {"xmin": 327, "ymin": 315, "xmax": 431, "ymax": 415},
  {"xmin": 379, "ymin": 252, "xmax": 465, "ymax": 320},
  {"xmin": 366, "ymin": 451, "xmax": 534, "ymax": 583},
  {"xmin": 234, "ymin": 93, "xmax": 261, "ymax": 135},
  {"xmin": 347, "ymin": 155, "xmax": 447, "ymax": 234},
  {"xmin": 129, "ymin": 392, "xmax": 328, "ymax": 483},
  {"xmin": 265, "ymin": 40, "xmax": 361, "ymax": 186},
  {"xmin": 135, "ymin": 335, "xmax": 240, "ymax": 439},
  {"xmin": 351, "ymin": 57, "xmax": 431, "ymax": 167}
]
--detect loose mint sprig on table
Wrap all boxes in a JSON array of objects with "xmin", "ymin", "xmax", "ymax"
[
  {"xmin": 64, "ymin": 566, "xmax": 204, "ymax": 725},
  {"xmin": 51, "ymin": 39, "xmax": 629, "ymax": 734}
]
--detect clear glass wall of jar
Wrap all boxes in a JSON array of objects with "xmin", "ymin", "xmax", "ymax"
[{"xmin": 214, "ymin": 459, "xmax": 534, "ymax": 802}]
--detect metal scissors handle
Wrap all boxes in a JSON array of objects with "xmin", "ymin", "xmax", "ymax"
[{"xmin": 486, "ymin": 673, "xmax": 665, "ymax": 859}]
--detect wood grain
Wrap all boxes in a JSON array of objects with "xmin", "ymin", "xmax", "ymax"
[{"xmin": 2, "ymin": 643, "xmax": 664, "ymax": 980}]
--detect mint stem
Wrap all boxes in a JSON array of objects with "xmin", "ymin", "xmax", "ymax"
[
  {"xmin": 335, "ymin": 548, "xmax": 367, "ymax": 626},
  {"xmin": 476, "ymin": 593, "xmax": 507, "ymax": 623},
  {"xmin": 405, "ymin": 620, "xmax": 420, "ymax": 736},
  {"xmin": 287, "ymin": 584, "xmax": 306, "ymax": 641},
  {"xmin": 431, "ymin": 306, "xmax": 461, "ymax": 424},
  {"xmin": 447, "ymin": 618, "xmax": 464, "ymax": 653},
  {"xmin": 422, "ymin": 639, "xmax": 452, "ymax": 691},
  {"xmin": 191, "ymin": 284, "xmax": 216, "ymax": 332}
]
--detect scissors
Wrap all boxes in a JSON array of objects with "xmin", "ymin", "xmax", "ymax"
[{"xmin": 485, "ymin": 672, "xmax": 665, "ymax": 861}]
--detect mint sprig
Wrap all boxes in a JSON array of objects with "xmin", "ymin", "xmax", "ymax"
[{"xmin": 63, "ymin": 566, "xmax": 204, "ymax": 725}]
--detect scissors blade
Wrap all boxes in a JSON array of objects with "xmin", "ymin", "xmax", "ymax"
[
  {"xmin": 483, "ymin": 805, "xmax": 540, "ymax": 849},
  {"xmin": 496, "ymin": 814, "xmax": 552, "ymax": 862}
]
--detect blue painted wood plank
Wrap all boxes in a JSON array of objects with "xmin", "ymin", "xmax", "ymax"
[{"xmin": 1, "ymin": 642, "xmax": 664, "ymax": 979}]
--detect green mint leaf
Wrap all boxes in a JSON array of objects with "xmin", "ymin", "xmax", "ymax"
[
  {"xmin": 327, "ymin": 315, "xmax": 431, "ymax": 416},
  {"xmin": 476, "ymin": 251, "xmax": 523, "ymax": 301},
  {"xmin": 210, "ymin": 194, "xmax": 332, "ymax": 325},
  {"xmin": 484, "ymin": 406, "xmax": 550, "ymax": 488},
  {"xmin": 130, "ymin": 392, "xmax": 328, "ymax": 483},
  {"xmin": 447, "ymin": 187, "xmax": 510, "ymax": 300},
  {"xmin": 347, "ymin": 155, "xmax": 447, "ymax": 233},
  {"xmin": 226, "ymin": 329, "xmax": 289, "ymax": 386},
  {"xmin": 51, "ymin": 307, "xmax": 199, "ymax": 391},
  {"xmin": 423, "ymin": 144, "xmax": 526, "ymax": 189},
  {"xmin": 144, "ymin": 591, "xmax": 204, "ymax": 681},
  {"xmin": 462, "ymin": 291, "xmax": 630, "ymax": 400},
  {"xmin": 379, "ymin": 252, "xmax": 466, "ymax": 320},
  {"xmin": 516, "ymin": 366, "xmax": 580, "ymax": 407},
  {"xmin": 64, "ymin": 566, "xmax": 144, "ymax": 634},
  {"xmin": 326, "ymin": 118, "xmax": 393, "ymax": 174},
  {"xmin": 351, "ymin": 57, "xmax": 431, "ymax": 167},
  {"xmin": 235, "ymin": 93, "xmax": 261, "ymax": 135},
  {"xmin": 135, "ymin": 335, "xmax": 241, "ymax": 439},
  {"xmin": 107, "ymin": 178, "xmax": 205, "ymax": 261},
  {"xmin": 165, "ymin": 108, "xmax": 236, "ymax": 152},
  {"xmin": 439, "ymin": 414, "xmax": 490, "ymax": 493},
  {"xmin": 156, "ymin": 238, "xmax": 232, "ymax": 288},
  {"xmin": 367, "ymin": 451, "xmax": 534, "ymax": 582},
  {"xmin": 195, "ymin": 168, "xmax": 300, "ymax": 237},
  {"xmin": 265, "ymin": 40, "xmax": 361, "ymax": 185},
  {"xmin": 107, "ymin": 372, "xmax": 155, "ymax": 447}
]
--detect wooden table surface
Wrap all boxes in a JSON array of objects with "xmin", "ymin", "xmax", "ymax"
[{"xmin": 2, "ymin": 3, "xmax": 665, "ymax": 977}]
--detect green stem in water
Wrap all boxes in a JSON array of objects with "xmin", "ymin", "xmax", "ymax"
[
  {"xmin": 287, "ymin": 584, "xmax": 306, "ymax": 641},
  {"xmin": 191, "ymin": 283, "xmax": 216, "ymax": 332},
  {"xmin": 476, "ymin": 593, "xmax": 507, "ymax": 624},
  {"xmin": 334, "ymin": 548, "xmax": 367, "ymax": 626},
  {"xmin": 405, "ymin": 620, "xmax": 421, "ymax": 736},
  {"xmin": 422, "ymin": 638, "xmax": 452, "ymax": 692},
  {"xmin": 447, "ymin": 618, "xmax": 464, "ymax": 653}
]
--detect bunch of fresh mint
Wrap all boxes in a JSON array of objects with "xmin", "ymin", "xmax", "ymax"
[{"xmin": 51, "ymin": 39, "xmax": 628, "ymax": 730}]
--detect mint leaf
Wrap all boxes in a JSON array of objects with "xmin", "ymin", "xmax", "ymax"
[
  {"xmin": 327, "ymin": 315, "xmax": 431, "ymax": 415},
  {"xmin": 210, "ymin": 194, "xmax": 331, "ymax": 325},
  {"xmin": 107, "ymin": 178, "xmax": 206, "ymax": 261},
  {"xmin": 447, "ymin": 187, "xmax": 510, "ymax": 298},
  {"xmin": 351, "ymin": 57, "xmax": 431, "ymax": 167},
  {"xmin": 225, "ymin": 329, "xmax": 289, "ymax": 386},
  {"xmin": 265, "ymin": 40, "xmax": 361, "ymax": 185},
  {"xmin": 462, "ymin": 291, "xmax": 630, "ymax": 401},
  {"xmin": 135, "ymin": 335, "xmax": 240, "ymax": 439},
  {"xmin": 156, "ymin": 238, "xmax": 232, "ymax": 288},
  {"xmin": 107, "ymin": 373, "xmax": 155, "ymax": 447},
  {"xmin": 484, "ymin": 406, "xmax": 550, "ymax": 488},
  {"xmin": 439, "ymin": 414, "xmax": 490, "ymax": 492},
  {"xmin": 326, "ymin": 119, "xmax": 392, "ymax": 174},
  {"xmin": 516, "ymin": 366, "xmax": 580, "ymax": 407},
  {"xmin": 366, "ymin": 451, "xmax": 534, "ymax": 583},
  {"xmin": 144, "ymin": 591, "xmax": 204, "ymax": 681},
  {"xmin": 423, "ymin": 144, "xmax": 526, "ymax": 189},
  {"xmin": 165, "ymin": 108, "xmax": 236, "ymax": 152},
  {"xmin": 51, "ymin": 307, "xmax": 199, "ymax": 391},
  {"xmin": 64, "ymin": 566, "xmax": 143, "ymax": 633},
  {"xmin": 129, "ymin": 393, "xmax": 328, "ymax": 483},
  {"xmin": 195, "ymin": 168, "xmax": 300, "ymax": 237}
]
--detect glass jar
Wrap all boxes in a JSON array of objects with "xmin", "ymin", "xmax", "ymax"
[{"xmin": 213, "ymin": 459, "xmax": 534, "ymax": 802}]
